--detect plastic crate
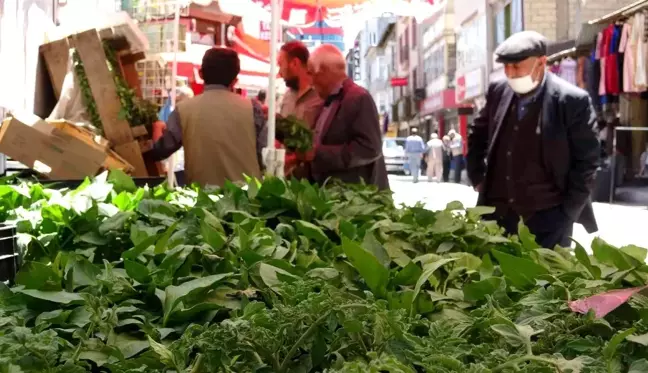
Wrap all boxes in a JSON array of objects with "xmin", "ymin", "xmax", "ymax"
[{"xmin": 0, "ymin": 224, "xmax": 18, "ymax": 285}]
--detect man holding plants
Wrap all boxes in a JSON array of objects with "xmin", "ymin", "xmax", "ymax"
[
  {"xmin": 301, "ymin": 44, "xmax": 389, "ymax": 190},
  {"xmin": 144, "ymin": 48, "xmax": 266, "ymax": 187},
  {"xmin": 278, "ymin": 41, "xmax": 323, "ymax": 176},
  {"xmin": 467, "ymin": 31, "xmax": 599, "ymax": 248}
]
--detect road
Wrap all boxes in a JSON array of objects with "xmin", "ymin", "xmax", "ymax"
[{"xmin": 389, "ymin": 175, "xmax": 648, "ymax": 251}]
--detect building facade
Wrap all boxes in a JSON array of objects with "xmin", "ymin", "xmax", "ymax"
[
  {"xmin": 418, "ymin": 0, "xmax": 465, "ymax": 140},
  {"xmin": 393, "ymin": 16, "xmax": 422, "ymax": 135},
  {"xmin": 376, "ymin": 22, "xmax": 398, "ymax": 136},
  {"xmin": 488, "ymin": 0, "xmax": 637, "ymax": 82}
]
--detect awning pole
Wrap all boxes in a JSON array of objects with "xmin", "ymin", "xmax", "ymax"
[
  {"xmin": 167, "ymin": 0, "xmax": 181, "ymax": 188},
  {"xmin": 263, "ymin": 0, "xmax": 282, "ymax": 177},
  {"xmin": 267, "ymin": 0, "xmax": 279, "ymax": 150}
]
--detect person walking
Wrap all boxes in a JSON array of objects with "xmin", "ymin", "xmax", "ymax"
[
  {"xmin": 448, "ymin": 129, "xmax": 464, "ymax": 183},
  {"xmin": 426, "ymin": 133, "xmax": 444, "ymax": 182},
  {"xmin": 442, "ymin": 135, "xmax": 452, "ymax": 182},
  {"xmin": 405, "ymin": 128, "xmax": 426, "ymax": 183},
  {"xmin": 466, "ymin": 31, "xmax": 599, "ymax": 248}
]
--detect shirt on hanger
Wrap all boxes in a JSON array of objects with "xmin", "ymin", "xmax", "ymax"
[{"xmin": 559, "ymin": 58, "xmax": 577, "ymax": 85}]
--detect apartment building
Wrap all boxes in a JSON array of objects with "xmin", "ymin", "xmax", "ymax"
[
  {"xmin": 391, "ymin": 16, "xmax": 422, "ymax": 135},
  {"xmin": 418, "ymin": 0, "xmax": 469, "ymax": 139}
]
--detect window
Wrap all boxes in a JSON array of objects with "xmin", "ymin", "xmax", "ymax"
[
  {"xmin": 456, "ymin": 16, "xmax": 486, "ymax": 72},
  {"xmin": 424, "ymin": 42, "xmax": 446, "ymax": 84},
  {"xmin": 493, "ymin": 0, "xmax": 523, "ymax": 48}
]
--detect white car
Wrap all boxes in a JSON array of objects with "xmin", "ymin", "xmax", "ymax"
[{"xmin": 382, "ymin": 137, "xmax": 410, "ymax": 175}]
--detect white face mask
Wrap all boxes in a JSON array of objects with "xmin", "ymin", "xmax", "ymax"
[{"xmin": 507, "ymin": 61, "xmax": 542, "ymax": 94}]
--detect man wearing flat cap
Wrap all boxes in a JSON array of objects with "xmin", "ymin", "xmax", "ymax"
[{"xmin": 467, "ymin": 30, "xmax": 600, "ymax": 248}]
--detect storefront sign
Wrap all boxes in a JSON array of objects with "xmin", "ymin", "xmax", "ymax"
[
  {"xmin": 420, "ymin": 89, "xmax": 457, "ymax": 115},
  {"xmin": 456, "ymin": 67, "xmax": 484, "ymax": 102},
  {"xmin": 259, "ymin": 21, "xmax": 271, "ymax": 40},
  {"xmin": 391, "ymin": 77, "xmax": 409, "ymax": 87}
]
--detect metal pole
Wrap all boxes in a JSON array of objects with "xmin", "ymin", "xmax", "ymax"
[
  {"xmin": 167, "ymin": 0, "xmax": 181, "ymax": 188},
  {"xmin": 266, "ymin": 0, "xmax": 280, "ymax": 150},
  {"xmin": 609, "ymin": 127, "xmax": 616, "ymax": 204}
]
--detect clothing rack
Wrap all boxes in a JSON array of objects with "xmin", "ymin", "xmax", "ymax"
[
  {"xmin": 588, "ymin": 0, "xmax": 648, "ymax": 25},
  {"xmin": 547, "ymin": 47, "xmax": 576, "ymax": 64}
]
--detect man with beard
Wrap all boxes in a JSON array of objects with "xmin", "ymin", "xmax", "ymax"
[
  {"xmin": 278, "ymin": 41, "xmax": 323, "ymax": 176},
  {"xmin": 278, "ymin": 41, "xmax": 323, "ymax": 127}
]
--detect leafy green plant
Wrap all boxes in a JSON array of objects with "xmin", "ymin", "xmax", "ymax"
[
  {"xmin": 72, "ymin": 50, "xmax": 103, "ymax": 132},
  {"xmin": 275, "ymin": 115, "xmax": 313, "ymax": 152},
  {"xmin": 0, "ymin": 172, "xmax": 646, "ymax": 372},
  {"xmin": 103, "ymin": 41, "xmax": 158, "ymax": 132}
]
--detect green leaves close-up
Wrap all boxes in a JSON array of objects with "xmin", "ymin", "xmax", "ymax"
[{"xmin": 0, "ymin": 171, "xmax": 647, "ymax": 372}]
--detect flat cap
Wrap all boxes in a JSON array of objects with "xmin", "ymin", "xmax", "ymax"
[{"xmin": 495, "ymin": 31, "xmax": 548, "ymax": 64}]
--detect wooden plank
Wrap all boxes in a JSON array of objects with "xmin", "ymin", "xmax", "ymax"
[
  {"xmin": 73, "ymin": 29, "xmax": 147, "ymax": 177},
  {"xmin": 39, "ymin": 39, "xmax": 71, "ymax": 100},
  {"xmin": 72, "ymin": 29, "xmax": 134, "ymax": 146},
  {"xmin": 113, "ymin": 142, "xmax": 148, "ymax": 177},
  {"xmin": 119, "ymin": 51, "xmax": 146, "ymax": 65},
  {"xmin": 131, "ymin": 126, "xmax": 148, "ymax": 138}
]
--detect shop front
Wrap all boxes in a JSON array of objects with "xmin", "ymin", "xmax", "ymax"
[{"xmin": 454, "ymin": 66, "xmax": 483, "ymax": 152}]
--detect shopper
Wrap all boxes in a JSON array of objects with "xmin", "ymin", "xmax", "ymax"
[
  {"xmin": 467, "ymin": 30, "xmax": 599, "ymax": 248},
  {"xmin": 425, "ymin": 132, "xmax": 444, "ymax": 182},
  {"xmin": 277, "ymin": 41, "xmax": 324, "ymax": 177},
  {"xmin": 255, "ymin": 89, "xmax": 269, "ymax": 120},
  {"xmin": 144, "ymin": 48, "xmax": 266, "ymax": 187},
  {"xmin": 278, "ymin": 41, "xmax": 323, "ymax": 128},
  {"xmin": 405, "ymin": 128, "xmax": 425, "ymax": 183},
  {"xmin": 639, "ymin": 143, "xmax": 648, "ymax": 177},
  {"xmin": 442, "ymin": 135, "xmax": 452, "ymax": 182},
  {"xmin": 448, "ymin": 129, "xmax": 464, "ymax": 183},
  {"xmin": 289, "ymin": 44, "xmax": 388, "ymax": 190}
]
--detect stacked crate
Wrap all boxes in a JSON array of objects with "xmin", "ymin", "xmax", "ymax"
[{"xmin": 39, "ymin": 17, "xmax": 153, "ymax": 177}]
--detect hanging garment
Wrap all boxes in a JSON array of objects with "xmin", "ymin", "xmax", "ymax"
[
  {"xmin": 604, "ymin": 24, "xmax": 620, "ymax": 95},
  {"xmin": 597, "ymin": 31, "xmax": 607, "ymax": 96},
  {"xmin": 577, "ymin": 56, "xmax": 586, "ymax": 88},
  {"xmin": 620, "ymin": 18, "xmax": 639, "ymax": 92},
  {"xmin": 616, "ymin": 24, "xmax": 626, "ymax": 93},
  {"xmin": 550, "ymin": 62, "xmax": 560, "ymax": 74},
  {"xmin": 635, "ymin": 12, "xmax": 648, "ymax": 89},
  {"xmin": 586, "ymin": 52, "xmax": 602, "ymax": 109},
  {"xmin": 559, "ymin": 58, "xmax": 577, "ymax": 85}
]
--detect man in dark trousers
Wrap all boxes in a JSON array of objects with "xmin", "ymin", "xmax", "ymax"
[{"xmin": 467, "ymin": 31, "xmax": 599, "ymax": 248}]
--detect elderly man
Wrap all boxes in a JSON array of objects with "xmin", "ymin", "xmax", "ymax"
[
  {"xmin": 295, "ymin": 44, "xmax": 388, "ymax": 190},
  {"xmin": 426, "ymin": 132, "xmax": 444, "ymax": 182},
  {"xmin": 467, "ymin": 31, "xmax": 599, "ymax": 248},
  {"xmin": 405, "ymin": 128, "xmax": 425, "ymax": 183},
  {"xmin": 144, "ymin": 48, "xmax": 265, "ymax": 187}
]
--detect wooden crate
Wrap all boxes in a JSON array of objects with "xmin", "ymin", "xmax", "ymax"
[
  {"xmin": 40, "ymin": 24, "xmax": 149, "ymax": 177},
  {"xmin": 47, "ymin": 120, "xmax": 135, "ymax": 175}
]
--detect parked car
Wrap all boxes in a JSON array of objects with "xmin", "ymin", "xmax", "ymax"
[{"xmin": 382, "ymin": 137, "xmax": 410, "ymax": 175}]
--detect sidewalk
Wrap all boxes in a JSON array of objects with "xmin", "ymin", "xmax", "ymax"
[{"xmin": 389, "ymin": 175, "xmax": 648, "ymax": 251}]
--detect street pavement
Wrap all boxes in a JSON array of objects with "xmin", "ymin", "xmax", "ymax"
[{"xmin": 389, "ymin": 174, "xmax": 648, "ymax": 251}]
